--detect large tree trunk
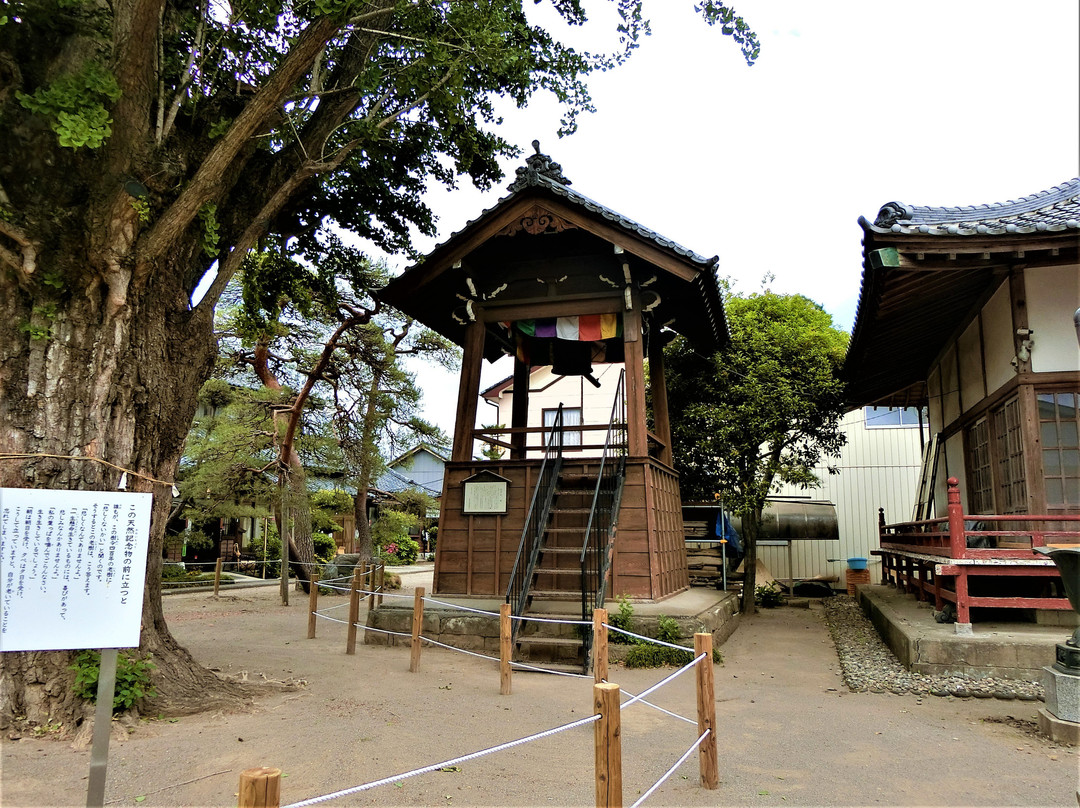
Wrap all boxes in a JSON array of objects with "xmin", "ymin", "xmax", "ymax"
[{"xmin": 0, "ymin": 251, "xmax": 245, "ymax": 731}]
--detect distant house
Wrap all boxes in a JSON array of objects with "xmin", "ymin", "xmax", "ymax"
[
  {"xmin": 376, "ymin": 443, "xmax": 450, "ymax": 498},
  {"xmin": 480, "ymin": 364, "xmax": 625, "ymax": 458}
]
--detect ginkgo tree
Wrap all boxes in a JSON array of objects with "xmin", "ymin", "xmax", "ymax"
[{"xmin": 0, "ymin": 0, "xmax": 757, "ymax": 728}]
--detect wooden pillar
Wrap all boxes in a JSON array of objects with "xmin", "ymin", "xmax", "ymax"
[
  {"xmin": 410, "ymin": 587, "xmax": 425, "ymax": 672},
  {"xmin": 647, "ymin": 329, "xmax": 673, "ymax": 466},
  {"xmin": 306, "ymin": 569, "xmax": 319, "ymax": 639},
  {"xmin": 452, "ymin": 318, "xmax": 487, "ymax": 462},
  {"xmin": 623, "ymin": 304, "xmax": 648, "ymax": 457},
  {"xmin": 500, "ymin": 603, "xmax": 513, "ymax": 695},
  {"xmin": 694, "ymin": 633, "xmax": 718, "ymax": 790},
  {"xmin": 593, "ymin": 608, "xmax": 609, "ymax": 684},
  {"xmin": 946, "ymin": 477, "xmax": 967, "ymax": 560},
  {"xmin": 238, "ymin": 767, "xmax": 281, "ymax": 808},
  {"xmin": 594, "ymin": 682, "xmax": 622, "ymax": 808},
  {"xmin": 511, "ymin": 356, "xmax": 530, "ymax": 459}
]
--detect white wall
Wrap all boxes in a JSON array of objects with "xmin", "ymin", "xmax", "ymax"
[
  {"xmin": 764, "ymin": 408, "xmax": 926, "ymax": 584},
  {"xmin": 484, "ymin": 364, "xmax": 625, "ymax": 457},
  {"xmin": 1026, "ymin": 264, "xmax": 1080, "ymax": 373}
]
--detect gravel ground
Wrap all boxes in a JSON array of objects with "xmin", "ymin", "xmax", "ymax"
[{"xmin": 822, "ymin": 595, "xmax": 1045, "ymax": 701}]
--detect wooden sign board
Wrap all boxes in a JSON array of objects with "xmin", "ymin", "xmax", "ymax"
[
  {"xmin": 462, "ymin": 471, "xmax": 510, "ymax": 515},
  {"xmin": 0, "ymin": 488, "xmax": 152, "ymax": 651}
]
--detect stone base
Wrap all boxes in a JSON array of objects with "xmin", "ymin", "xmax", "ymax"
[
  {"xmin": 1037, "ymin": 708, "xmax": 1080, "ymax": 745},
  {"xmin": 1043, "ymin": 665, "xmax": 1080, "ymax": 723}
]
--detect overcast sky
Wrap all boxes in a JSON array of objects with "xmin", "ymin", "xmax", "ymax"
[{"xmin": 396, "ymin": 0, "xmax": 1080, "ymax": 440}]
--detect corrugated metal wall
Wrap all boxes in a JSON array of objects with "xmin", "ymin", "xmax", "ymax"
[{"xmin": 760, "ymin": 409, "xmax": 926, "ymax": 585}]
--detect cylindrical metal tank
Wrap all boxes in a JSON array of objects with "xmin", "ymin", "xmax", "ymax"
[{"xmin": 725, "ymin": 500, "xmax": 839, "ymax": 541}]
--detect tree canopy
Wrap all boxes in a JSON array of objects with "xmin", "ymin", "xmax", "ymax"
[
  {"xmin": 664, "ymin": 287, "xmax": 848, "ymax": 612},
  {"xmin": 0, "ymin": 0, "xmax": 758, "ymax": 731}
]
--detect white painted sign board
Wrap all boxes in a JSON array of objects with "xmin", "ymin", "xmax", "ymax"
[
  {"xmin": 0, "ymin": 488, "xmax": 152, "ymax": 652},
  {"xmin": 463, "ymin": 481, "xmax": 508, "ymax": 514}
]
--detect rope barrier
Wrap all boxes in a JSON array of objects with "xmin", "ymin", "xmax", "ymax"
[
  {"xmin": 620, "ymin": 653, "xmax": 706, "ymax": 711},
  {"xmin": 508, "ymin": 660, "xmax": 592, "ymax": 679},
  {"xmin": 510, "ymin": 613, "xmax": 592, "ymax": 627},
  {"xmin": 613, "ymin": 688, "xmax": 696, "ymax": 725},
  {"xmin": 281, "ymin": 713, "xmax": 602, "ymax": 808},
  {"xmin": 605, "ymin": 624, "xmax": 696, "ymax": 653},
  {"xmin": 314, "ymin": 614, "xmax": 350, "ymax": 626},
  {"xmin": 629, "ymin": 729, "xmax": 711, "ymax": 808},
  {"xmin": 358, "ymin": 624, "xmax": 412, "ymax": 640},
  {"xmin": 419, "ymin": 636, "xmax": 503, "ymax": 664},
  {"xmin": 421, "ymin": 596, "xmax": 502, "ymax": 617}
]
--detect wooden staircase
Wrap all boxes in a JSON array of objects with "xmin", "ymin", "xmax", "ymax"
[{"xmin": 513, "ymin": 472, "xmax": 600, "ymax": 672}]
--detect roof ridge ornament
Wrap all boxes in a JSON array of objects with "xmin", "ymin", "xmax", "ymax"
[
  {"xmin": 874, "ymin": 202, "xmax": 914, "ymax": 227},
  {"xmin": 508, "ymin": 140, "xmax": 572, "ymax": 192}
]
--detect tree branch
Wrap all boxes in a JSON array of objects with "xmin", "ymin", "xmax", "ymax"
[{"xmin": 0, "ymin": 218, "xmax": 38, "ymax": 282}]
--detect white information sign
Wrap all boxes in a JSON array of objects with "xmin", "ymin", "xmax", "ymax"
[
  {"xmin": 463, "ymin": 481, "xmax": 508, "ymax": 514},
  {"xmin": 0, "ymin": 488, "xmax": 152, "ymax": 652}
]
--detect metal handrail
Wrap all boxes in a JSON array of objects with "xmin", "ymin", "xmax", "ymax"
[
  {"xmin": 579, "ymin": 370, "xmax": 628, "ymax": 669},
  {"xmin": 505, "ymin": 404, "xmax": 564, "ymax": 624}
]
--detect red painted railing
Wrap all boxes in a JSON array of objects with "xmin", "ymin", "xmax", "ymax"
[{"xmin": 875, "ymin": 478, "xmax": 1079, "ymax": 625}]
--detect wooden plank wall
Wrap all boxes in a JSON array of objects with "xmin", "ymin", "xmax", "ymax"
[{"xmin": 434, "ymin": 458, "xmax": 689, "ymax": 600}]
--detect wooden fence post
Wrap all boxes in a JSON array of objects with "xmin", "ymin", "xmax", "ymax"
[
  {"xmin": 694, "ymin": 633, "xmax": 718, "ymax": 790},
  {"xmin": 307, "ymin": 568, "xmax": 319, "ymax": 639},
  {"xmin": 238, "ymin": 767, "xmax": 281, "ymax": 808},
  {"xmin": 593, "ymin": 608, "xmax": 608, "ymax": 684},
  {"xmin": 377, "ymin": 564, "xmax": 385, "ymax": 607},
  {"xmin": 500, "ymin": 603, "xmax": 512, "ymax": 696},
  {"xmin": 213, "ymin": 557, "xmax": 223, "ymax": 596},
  {"xmin": 346, "ymin": 565, "xmax": 362, "ymax": 655},
  {"xmin": 594, "ymin": 681, "xmax": 622, "ymax": 808},
  {"xmin": 366, "ymin": 563, "xmax": 377, "ymax": 611},
  {"xmin": 410, "ymin": 587, "xmax": 425, "ymax": 672}
]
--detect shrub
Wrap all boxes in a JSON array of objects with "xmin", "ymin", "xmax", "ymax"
[
  {"xmin": 312, "ymin": 531, "xmax": 336, "ymax": 562},
  {"xmin": 381, "ymin": 534, "xmax": 419, "ymax": 565},
  {"xmin": 71, "ymin": 650, "xmax": 156, "ymax": 712},
  {"xmin": 656, "ymin": 614, "xmax": 681, "ymax": 644},
  {"xmin": 755, "ymin": 581, "xmax": 784, "ymax": 608},
  {"xmin": 609, "ymin": 595, "xmax": 635, "ymax": 644},
  {"xmin": 624, "ymin": 643, "xmax": 723, "ymax": 668}
]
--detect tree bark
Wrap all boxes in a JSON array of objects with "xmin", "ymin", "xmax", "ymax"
[
  {"xmin": 738, "ymin": 511, "xmax": 760, "ymax": 615},
  {"xmin": 0, "ymin": 253, "xmax": 246, "ymax": 730}
]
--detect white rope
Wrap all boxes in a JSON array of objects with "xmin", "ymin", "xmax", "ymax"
[
  {"xmin": 313, "ymin": 602, "xmax": 350, "ymax": 613},
  {"xmin": 605, "ymin": 624, "xmax": 695, "ymax": 653},
  {"xmin": 509, "ymin": 660, "xmax": 592, "ymax": 679},
  {"xmin": 511, "ymin": 613, "xmax": 592, "ymax": 627},
  {"xmin": 621, "ymin": 653, "xmax": 706, "ymax": 711},
  {"xmin": 419, "ymin": 636, "xmax": 503, "ymax": 663},
  {"xmin": 314, "ymin": 614, "xmax": 350, "ymax": 625},
  {"xmin": 282, "ymin": 714, "xmax": 602, "ymax": 808},
  {"xmin": 614, "ymin": 687, "xmax": 696, "ymax": 725},
  {"xmin": 628, "ymin": 729, "xmax": 711, "ymax": 808},
  {"xmin": 421, "ymin": 597, "xmax": 501, "ymax": 617},
  {"xmin": 360, "ymin": 624, "xmax": 412, "ymax": 640}
]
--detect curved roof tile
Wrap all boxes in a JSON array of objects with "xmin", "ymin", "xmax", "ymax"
[{"xmin": 868, "ymin": 177, "xmax": 1080, "ymax": 236}]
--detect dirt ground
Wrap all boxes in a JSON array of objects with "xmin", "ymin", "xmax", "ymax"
[{"xmin": 2, "ymin": 567, "xmax": 1077, "ymax": 808}]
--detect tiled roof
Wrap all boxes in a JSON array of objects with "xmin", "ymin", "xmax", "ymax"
[
  {"xmin": 434, "ymin": 141, "xmax": 719, "ymax": 269},
  {"xmin": 867, "ymin": 177, "xmax": 1080, "ymax": 236}
]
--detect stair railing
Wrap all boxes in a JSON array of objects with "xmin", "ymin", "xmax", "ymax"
[
  {"xmin": 579, "ymin": 369, "xmax": 628, "ymax": 668},
  {"xmin": 505, "ymin": 404, "xmax": 564, "ymax": 626}
]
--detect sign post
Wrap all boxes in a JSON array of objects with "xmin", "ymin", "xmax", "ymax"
[{"xmin": 0, "ymin": 487, "xmax": 152, "ymax": 808}]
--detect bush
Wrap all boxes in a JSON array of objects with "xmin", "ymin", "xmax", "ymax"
[
  {"xmin": 609, "ymin": 595, "xmax": 636, "ymax": 644},
  {"xmin": 755, "ymin": 581, "xmax": 784, "ymax": 608},
  {"xmin": 71, "ymin": 650, "xmax": 156, "ymax": 712},
  {"xmin": 312, "ymin": 531, "xmax": 336, "ymax": 562},
  {"xmin": 381, "ymin": 534, "xmax": 419, "ymax": 565},
  {"xmin": 624, "ymin": 644, "xmax": 723, "ymax": 668}
]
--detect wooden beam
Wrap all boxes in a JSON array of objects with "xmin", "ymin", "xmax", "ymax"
[
  {"xmin": 623, "ymin": 304, "xmax": 648, "ymax": 457},
  {"xmin": 647, "ymin": 329, "xmax": 673, "ymax": 466},
  {"xmin": 452, "ymin": 319, "xmax": 487, "ymax": 462},
  {"xmin": 511, "ymin": 357, "xmax": 530, "ymax": 459},
  {"xmin": 480, "ymin": 295, "xmax": 624, "ymax": 322}
]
